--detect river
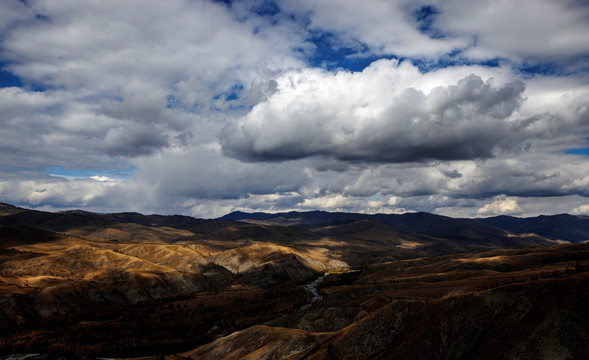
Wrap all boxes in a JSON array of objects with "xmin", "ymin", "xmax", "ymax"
[{"xmin": 300, "ymin": 274, "xmax": 326, "ymax": 310}]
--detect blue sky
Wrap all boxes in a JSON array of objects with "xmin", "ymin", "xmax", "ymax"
[
  {"xmin": 1, "ymin": 0, "xmax": 589, "ymax": 218},
  {"xmin": 565, "ymin": 148, "xmax": 589, "ymax": 157},
  {"xmin": 0, "ymin": 68, "xmax": 22, "ymax": 88}
]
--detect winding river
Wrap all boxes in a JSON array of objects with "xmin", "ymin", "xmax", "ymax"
[{"xmin": 300, "ymin": 274, "xmax": 326, "ymax": 310}]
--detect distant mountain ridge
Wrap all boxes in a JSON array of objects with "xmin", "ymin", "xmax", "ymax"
[
  {"xmin": 0, "ymin": 202, "xmax": 558, "ymax": 263},
  {"xmin": 479, "ymin": 214, "xmax": 589, "ymax": 243},
  {"xmin": 221, "ymin": 210, "xmax": 589, "ymax": 243},
  {"xmin": 3, "ymin": 202, "xmax": 587, "ymax": 248}
]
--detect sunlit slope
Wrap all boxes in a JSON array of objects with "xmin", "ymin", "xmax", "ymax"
[
  {"xmin": 184, "ymin": 325, "xmax": 333, "ymax": 360},
  {"xmin": 0, "ymin": 225, "xmax": 348, "ymax": 323}
]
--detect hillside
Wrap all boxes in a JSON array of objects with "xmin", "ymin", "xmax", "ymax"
[
  {"xmin": 185, "ymin": 276, "xmax": 589, "ymax": 360},
  {"xmin": 0, "ymin": 203, "xmax": 556, "ymax": 265},
  {"xmin": 184, "ymin": 243, "xmax": 589, "ymax": 360},
  {"xmin": 1, "ymin": 203, "xmax": 588, "ymax": 358}
]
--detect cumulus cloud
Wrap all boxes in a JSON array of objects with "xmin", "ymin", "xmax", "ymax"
[
  {"xmin": 0, "ymin": 0, "xmax": 306, "ymax": 166},
  {"xmin": 3, "ymin": 0, "xmax": 300, "ymax": 95},
  {"xmin": 0, "ymin": 87, "xmax": 186, "ymax": 170},
  {"xmin": 221, "ymin": 60, "xmax": 532, "ymax": 163},
  {"xmin": 131, "ymin": 144, "xmax": 311, "ymax": 201},
  {"xmin": 477, "ymin": 196, "xmax": 522, "ymax": 216},
  {"xmin": 572, "ymin": 204, "xmax": 589, "ymax": 216},
  {"xmin": 100, "ymin": 124, "xmax": 169, "ymax": 157},
  {"xmin": 443, "ymin": 152, "xmax": 589, "ymax": 199},
  {"xmin": 297, "ymin": 193, "xmax": 406, "ymax": 214},
  {"xmin": 0, "ymin": 0, "xmax": 31, "ymax": 35}
]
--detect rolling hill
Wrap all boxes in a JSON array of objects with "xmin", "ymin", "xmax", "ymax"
[
  {"xmin": 184, "ymin": 243, "xmax": 589, "ymax": 360},
  {"xmin": 1, "ymin": 203, "xmax": 588, "ymax": 359}
]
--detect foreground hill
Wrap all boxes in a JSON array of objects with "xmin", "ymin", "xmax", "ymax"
[
  {"xmin": 0, "ymin": 225, "xmax": 348, "ymax": 356},
  {"xmin": 186, "ymin": 276, "xmax": 589, "ymax": 360},
  {"xmin": 183, "ymin": 243, "xmax": 589, "ymax": 360}
]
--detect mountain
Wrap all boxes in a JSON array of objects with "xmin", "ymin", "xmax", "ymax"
[
  {"xmin": 223, "ymin": 209, "xmax": 589, "ymax": 244},
  {"xmin": 478, "ymin": 214, "xmax": 589, "ymax": 243},
  {"xmin": 0, "ymin": 203, "xmax": 556, "ymax": 263},
  {"xmin": 221, "ymin": 210, "xmax": 558, "ymax": 248},
  {"xmin": 219, "ymin": 210, "xmax": 364, "ymax": 226},
  {"xmin": 1, "ymin": 203, "xmax": 588, "ymax": 358}
]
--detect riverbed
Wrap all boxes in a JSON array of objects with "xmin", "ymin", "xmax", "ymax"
[{"xmin": 300, "ymin": 274, "xmax": 326, "ymax": 310}]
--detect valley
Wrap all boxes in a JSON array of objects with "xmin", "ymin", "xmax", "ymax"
[{"xmin": 0, "ymin": 203, "xmax": 588, "ymax": 359}]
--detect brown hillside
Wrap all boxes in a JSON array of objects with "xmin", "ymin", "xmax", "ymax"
[
  {"xmin": 182, "ymin": 272, "xmax": 589, "ymax": 360},
  {"xmin": 1, "ymin": 204, "xmax": 587, "ymax": 359}
]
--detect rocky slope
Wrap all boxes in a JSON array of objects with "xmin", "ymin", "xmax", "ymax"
[{"xmin": 183, "ymin": 245, "xmax": 589, "ymax": 360}]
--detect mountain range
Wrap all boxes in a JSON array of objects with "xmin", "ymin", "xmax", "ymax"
[
  {"xmin": 222, "ymin": 209, "xmax": 589, "ymax": 243},
  {"xmin": 1, "ymin": 202, "xmax": 588, "ymax": 359}
]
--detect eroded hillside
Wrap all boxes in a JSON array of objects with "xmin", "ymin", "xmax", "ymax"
[{"xmin": 184, "ymin": 244, "xmax": 589, "ymax": 360}]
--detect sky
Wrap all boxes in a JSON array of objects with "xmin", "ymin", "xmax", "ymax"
[{"xmin": 1, "ymin": 0, "xmax": 589, "ymax": 219}]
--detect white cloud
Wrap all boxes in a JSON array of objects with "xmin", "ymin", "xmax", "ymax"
[
  {"xmin": 477, "ymin": 196, "xmax": 522, "ymax": 216},
  {"xmin": 572, "ymin": 204, "xmax": 589, "ymax": 215},
  {"xmin": 282, "ymin": 0, "xmax": 469, "ymax": 59},
  {"xmin": 130, "ymin": 143, "xmax": 311, "ymax": 201},
  {"xmin": 297, "ymin": 193, "xmax": 406, "ymax": 214},
  {"xmin": 438, "ymin": 0, "xmax": 589, "ymax": 65},
  {"xmin": 5, "ymin": 0, "xmax": 300, "ymax": 95},
  {"xmin": 0, "ymin": 0, "xmax": 306, "ymax": 164},
  {"xmin": 221, "ymin": 60, "xmax": 536, "ymax": 163},
  {"xmin": 0, "ymin": 0, "xmax": 32, "ymax": 34},
  {"xmin": 90, "ymin": 176, "xmax": 115, "ymax": 182},
  {"xmin": 285, "ymin": 0, "xmax": 589, "ymax": 67},
  {"xmin": 299, "ymin": 194, "xmax": 350, "ymax": 210},
  {"xmin": 0, "ymin": 177, "xmax": 120, "ymax": 207}
]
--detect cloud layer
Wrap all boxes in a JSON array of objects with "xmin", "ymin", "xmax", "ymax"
[{"xmin": 1, "ymin": 0, "xmax": 589, "ymax": 218}]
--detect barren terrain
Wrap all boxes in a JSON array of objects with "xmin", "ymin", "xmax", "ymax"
[{"xmin": 1, "ymin": 203, "xmax": 588, "ymax": 359}]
